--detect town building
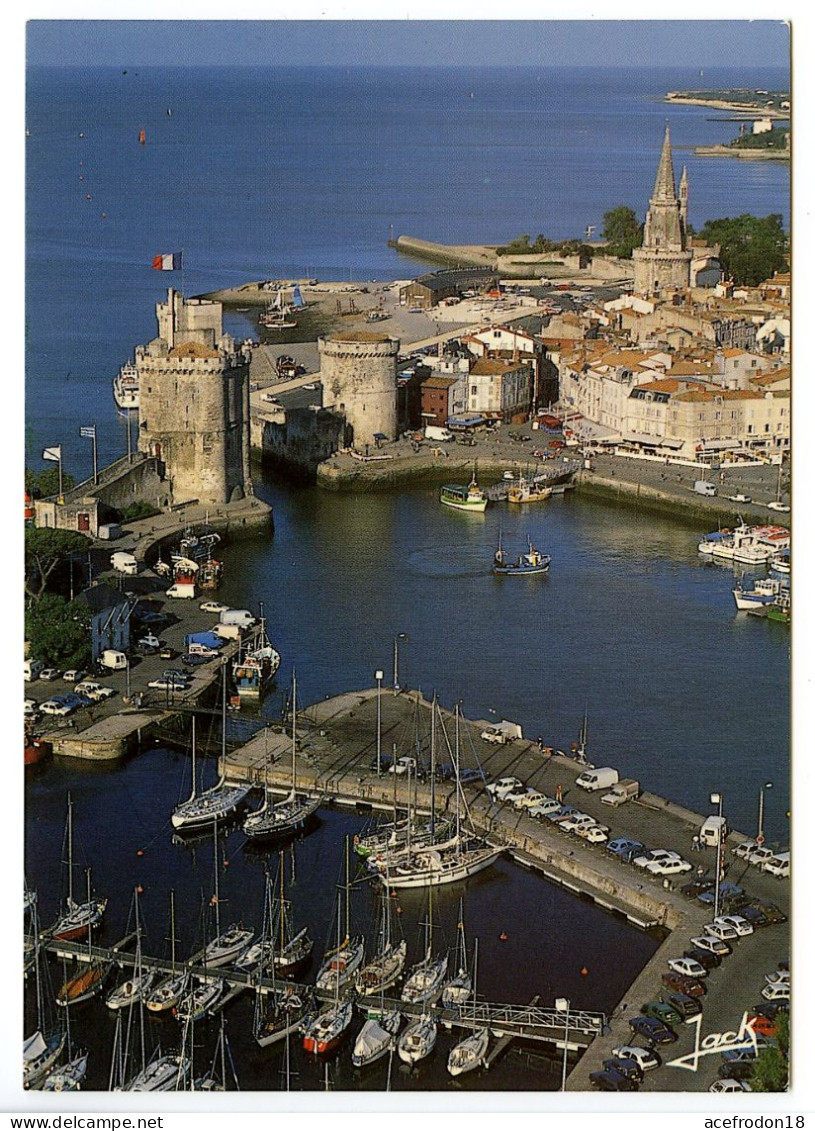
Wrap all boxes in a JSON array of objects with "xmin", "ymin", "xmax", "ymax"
[
  {"xmin": 136, "ymin": 289, "xmax": 252, "ymax": 505},
  {"xmin": 75, "ymin": 583, "xmax": 132, "ymax": 661}
]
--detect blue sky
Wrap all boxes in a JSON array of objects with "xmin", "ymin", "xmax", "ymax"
[{"xmin": 25, "ymin": 19, "xmax": 790, "ymax": 69}]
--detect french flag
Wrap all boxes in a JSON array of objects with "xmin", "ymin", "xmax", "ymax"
[{"xmin": 152, "ymin": 252, "xmax": 182, "ymax": 271}]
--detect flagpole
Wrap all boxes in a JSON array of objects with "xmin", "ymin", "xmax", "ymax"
[
  {"xmin": 93, "ymin": 427, "xmax": 98, "ymax": 485},
  {"xmin": 127, "ymin": 410, "xmax": 133, "ymax": 464},
  {"xmin": 58, "ymin": 450, "xmax": 63, "ymax": 504}
]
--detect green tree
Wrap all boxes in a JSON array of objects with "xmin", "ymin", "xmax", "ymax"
[
  {"xmin": 25, "ymin": 467, "xmax": 76, "ymax": 499},
  {"xmin": 602, "ymin": 206, "xmax": 644, "ymax": 258},
  {"xmin": 699, "ymin": 213, "xmax": 789, "ymax": 287},
  {"xmin": 25, "ymin": 595, "xmax": 92, "ymax": 669},
  {"xmin": 24, "ymin": 528, "xmax": 90, "ymax": 602},
  {"xmin": 750, "ymin": 1011, "xmax": 789, "ymax": 1091}
]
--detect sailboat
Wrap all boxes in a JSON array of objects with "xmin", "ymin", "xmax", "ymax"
[
  {"xmin": 171, "ymin": 680, "xmax": 251, "ymax": 831},
  {"xmin": 24, "ymin": 896, "xmax": 66, "ymax": 1089},
  {"xmin": 120, "ymin": 1048, "xmax": 191, "ymax": 1092},
  {"xmin": 106, "ymin": 889, "xmax": 155, "ymax": 1010},
  {"xmin": 441, "ymin": 899, "xmax": 472, "ymax": 1008},
  {"xmin": 396, "ymin": 1011, "xmax": 437, "ymax": 1065},
  {"xmin": 352, "ymin": 1008, "xmax": 402, "ymax": 1068},
  {"xmin": 50, "ymin": 796, "xmax": 107, "ymax": 941},
  {"xmin": 382, "ymin": 703, "xmax": 503, "ymax": 889},
  {"xmin": 272, "ymin": 850, "xmax": 313, "ymax": 976},
  {"xmin": 314, "ymin": 837, "xmax": 364, "ymax": 994},
  {"xmin": 42, "ymin": 1050, "xmax": 88, "ymax": 1092},
  {"xmin": 144, "ymin": 891, "xmax": 188, "ymax": 1013},
  {"xmin": 447, "ymin": 939, "xmax": 489, "ymax": 1076},
  {"xmin": 55, "ymin": 869, "xmax": 112, "ymax": 1008},
  {"xmin": 355, "ymin": 883, "xmax": 407, "ymax": 997},
  {"xmin": 192, "ymin": 1015, "xmax": 238, "ymax": 1091},
  {"xmin": 400, "ymin": 887, "xmax": 448, "ymax": 1006},
  {"xmin": 243, "ymin": 670, "xmax": 321, "ymax": 841}
]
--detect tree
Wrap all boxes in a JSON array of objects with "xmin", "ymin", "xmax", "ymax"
[
  {"xmin": 25, "ymin": 467, "xmax": 76, "ymax": 499},
  {"xmin": 699, "ymin": 213, "xmax": 789, "ymax": 287},
  {"xmin": 750, "ymin": 1011, "xmax": 789, "ymax": 1092},
  {"xmin": 24, "ymin": 528, "xmax": 90, "ymax": 602},
  {"xmin": 25, "ymin": 595, "xmax": 92, "ymax": 670},
  {"xmin": 602, "ymin": 206, "xmax": 643, "ymax": 258}
]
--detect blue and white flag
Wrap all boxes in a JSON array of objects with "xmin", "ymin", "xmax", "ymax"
[
  {"xmin": 42, "ymin": 445, "xmax": 61, "ymax": 462},
  {"xmin": 79, "ymin": 425, "xmax": 96, "ymax": 439}
]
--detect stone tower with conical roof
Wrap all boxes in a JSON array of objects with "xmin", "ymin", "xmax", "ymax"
[{"xmin": 632, "ymin": 126, "xmax": 692, "ymax": 296}]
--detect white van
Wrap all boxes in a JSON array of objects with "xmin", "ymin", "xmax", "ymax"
[
  {"xmin": 219, "ymin": 609, "xmax": 257, "ymax": 629},
  {"xmin": 699, "ymin": 815, "xmax": 728, "ymax": 847},
  {"xmin": 100, "ymin": 650, "xmax": 128, "ymax": 671},
  {"xmin": 110, "ymin": 551, "xmax": 138, "ymax": 575},
  {"xmin": 166, "ymin": 584, "xmax": 196, "ymax": 599},
  {"xmin": 24, "ymin": 660, "xmax": 45, "ymax": 682},
  {"xmin": 576, "ymin": 767, "xmax": 619, "ymax": 792},
  {"xmin": 762, "ymin": 851, "xmax": 790, "ymax": 878}
]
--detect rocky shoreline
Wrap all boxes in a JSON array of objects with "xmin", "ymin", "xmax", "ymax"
[{"xmin": 695, "ymin": 144, "xmax": 789, "ymax": 162}]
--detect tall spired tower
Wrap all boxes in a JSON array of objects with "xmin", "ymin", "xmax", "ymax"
[{"xmin": 632, "ymin": 126, "xmax": 692, "ymax": 296}]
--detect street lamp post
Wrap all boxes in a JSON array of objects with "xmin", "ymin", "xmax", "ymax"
[
  {"xmin": 757, "ymin": 781, "xmax": 773, "ymax": 844},
  {"xmin": 711, "ymin": 792, "xmax": 723, "ymax": 921},
  {"xmin": 375, "ymin": 669, "xmax": 384, "ymax": 775},
  {"xmin": 555, "ymin": 997, "xmax": 570, "ymax": 1092},
  {"xmin": 393, "ymin": 633, "xmax": 408, "ymax": 695}
]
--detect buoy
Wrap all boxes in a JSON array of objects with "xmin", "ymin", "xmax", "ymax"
[
  {"xmin": 136, "ymin": 849, "xmax": 144, "ymax": 857},
  {"xmin": 396, "ymin": 906, "xmax": 403, "ymax": 915},
  {"xmin": 499, "ymin": 931, "xmax": 508, "ymax": 941},
  {"xmin": 136, "ymin": 885, "xmax": 144, "ymax": 894},
  {"xmin": 85, "ymin": 194, "xmax": 92, "ymax": 201},
  {"xmin": 580, "ymin": 967, "xmax": 589, "ymax": 976}
]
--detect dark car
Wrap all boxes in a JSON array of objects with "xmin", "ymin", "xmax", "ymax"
[
  {"xmin": 369, "ymin": 753, "xmax": 394, "ymax": 772},
  {"xmin": 159, "ymin": 646, "xmax": 178, "ymax": 660},
  {"xmin": 750, "ymin": 1001, "xmax": 788, "ymax": 1021},
  {"xmin": 182, "ymin": 653, "xmax": 211, "ymax": 667},
  {"xmin": 629, "ymin": 1015, "xmax": 677, "ymax": 1045},
  {"xmin": 662, "ymin": 991, "xmax": 702, "ymax": 1019},
  {"xmin": 661, "ymin": 972, "xmax": 706, "ymax": 997},
  {"xmin": 641, "ymin": 1000, "xmax": 682, "ymax": 1026},
  {"xmin": 684, "ymin": 947, "xmax": 721, "ymax": 970},
  {"xmin": 590, "ymin": 1067, "xmax": 638, "ymax": 1092},
  {"xmin": 681, "ymin": 877, "xmax": 713, "ymax": 899},
  {"xmin": 458, "ymin": 767, "xmax": 488, "ymax": 785},
  {"xmin": 606, "ymin": 838, "xmax": 642, "ymax": 858},
  {"xmin": 619, "ymin": 842, "xmax": 648, "ymax": 864},
  {"xmin": 698, "ymin": 882, "xmax": 743, "ymax": 906},
  {"xmin": 602, "ymin": 1058, "xmax": 643, "ymax": 1082},
  {"xmin": 733, "ymin": 905, "xmax": 768, "ymax": 928},
  {"xmin": 749, "ymin": 900, "xmax": 787, "ymax": 925},
  {"xmin": 62, "ymin": 692, "xmax": 94, "ymax": 709}
]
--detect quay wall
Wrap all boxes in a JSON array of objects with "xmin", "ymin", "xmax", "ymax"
[
  {"xmin": 574, "ymin": 470, "xmax": 773, "ymax": 524},
  {"xmin": 252, "ymin": 407, "xmax": 346, "ymax": 479}
]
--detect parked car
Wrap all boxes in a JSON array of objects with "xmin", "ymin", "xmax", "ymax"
[
  {"xmin": 147, "ymin": 677, "xmax": 190, "ymax": 692},
  {"xmin": 645, "ymin": 857, "xmax": 693, "ymax": 876},
  {"xmin": 589, "ymin": 1067, "xmax": 638, "ymax": 1091},
  {"xmin": 640, "ymin": 1000, "xmax": 682, "ymax": 1026},
  {"xmin": 684, "ymin": 947, "xmax": 721, "ymax": 971},
  {"xmin": 681, "ymin": 877, "xmax": 713, "ymax": 899},
  {"xmin": 761, "ymin": 982, "xmax": 790, "ymax": 1002},
  {"xmin": 513, "ymin": 790, "xmax": 550, "ymax": 810},
  {"xmin": 388, "ymin": 757, "xmax": 417, "ymax": 776},
  {"xmin": 748, "ymin": 900, "xmax": 787, "ymax": 925},
  {"xmin": 610, "ymin": 1045, "xmax": 660, "ymax": 1073},
  {"xmin": 480, "ymin": 728, "xmax": 507, "ymax": 745},
  {"xmin": 668, "ymin": 957, "xmax": 708, "ymax": 979},
  {"xmin": 40, "ymin": 699, "xmax": 73, "ymax": 716},
  {"xmin": 578, "ymin": 824, "xmax": 610, "ymax": 843},
  {"xmin": 690, "ymin": 935, "xmax": 731, "ymax": 957},
  {"xmin": 62, "ymin": 670, "xmax": 86, "ymax": 683},
  {"xmin": 767, "ymin": 501, "xmax": 790, "ymax": 513},
  {"xmin": 705, "ymin": 920, "xmax": 739, "ymax": 942},
  {"xmin": 559, "ymin": 814, "xmax": 596, "ymax": 833},
  {"xmin": 486, "ymin": 777, "xmax": 524, "ymax": 800},
  {"xmin": 159, "ymin": 646, "xmax": 179, "ymax": 660},
  {"xmin": 182, "ymin": 653, "xmax": 212, "ymax": 667},
  {"xmin": 200, "ymin": 601, "xmax": 230, "ymax": 614},
  {"xmin": 546, "ymin": 806, "xmax": 581, "ymax": 824},
  {"xmin": 713, "ymin": 915, "xmax": 754, "ymax": 937},
  {"xmin": 628, "ymin": 1015, "xmax": 677, "ymax": 1045},
  {"xmin": 719, "ymin": 1060, "xmax": 755, "ymax": 1082},
  {"xmin": 457, "ymin": 768, "xmax": 488, "ymax": 785},
  {"xmin": 661, "ymin": 991, "xmax": 702, "ymax": 1019},
  {"xmin": 528, "ymin": 799, "xmax": 562, "ymax": 819},
  {"xmin": 762, "ymin": 853, "xmax": 790, "ymax": 878},
  {"xmin": 606, "ymin": 838, "xmax": 643, "ymax": 859},
  {"xmin": 733, "ymin": 905, "xmax": 768, "ymax": 929},
  {"xmin": 710, "ymin": 1080, "xmax": 750, "ymax": 1093},
  {"xmin": 661, "ymin": 972, "xmax": 706, "ymax": 997},
  {"xmin": 137, "ymin": 635, "xmax": 162, "ymax": 653},
  {"xmin": 746, "ymin": 846, "xmax": 775, "ymax": 869},
  {"xmin": 39, "ymin": 668, "xmax": 61, "ymax": 682},
  {"xmin": 734, "ymin": 839, "xmax": 760, "ymax": 860},
  {"xmin": 601, "ymin": 1058, "xmax": 643, "ymax": 1082},
  {"xmin": 24, "ymin": 699, "xmax": 39, "ymax": 717},
  {"xmin": 633, "ymin": 849, "xmax": 680, "ymax": 869},
  {"xmin": 747, "ymin": 1012, "xmax": 780, "ymax": 1037},
  {"xmin": 727, "ymin": 494, "xmax": 753, "ymax": 504},
  {"xmin": 698, "ymin": 882, "xmax": 743, "ymax": 906}
]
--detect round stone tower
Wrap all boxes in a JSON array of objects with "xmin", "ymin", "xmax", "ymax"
[{"xmin": 318, "ymin": 331, "xmax": 400, "ymax": 448}]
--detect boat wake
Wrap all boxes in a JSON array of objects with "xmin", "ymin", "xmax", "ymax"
[{"xmin": 407, "ymin": 547, "xmax": 486, "ymax": 579}]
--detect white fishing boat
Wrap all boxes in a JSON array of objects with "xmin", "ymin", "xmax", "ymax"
[
  {"xmin": 351, "ymin": 1009, "xmax": 402, "ymax": 1067},
  {"xmin": 243, "ymin": 670, "xmax": 321, "ymax": 841},
  {"xmin": 733, "ymin": 575, "xmax": 787, "ymax": 611},
  {"xmin": 397, "ymin": 1013, "xmax": 437, "ymax": 1065},
  {"xmin": 232, "ymin": 610, "xmax": 281, "ymax": 698},
  {"xmin": 440, "ymin": 471, "xmax": 488, "ymax": 513},
  {"xmin": 112, "ymin": 359, "xmax": 139, "ymax": 410}
]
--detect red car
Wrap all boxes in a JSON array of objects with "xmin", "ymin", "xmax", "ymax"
[
  {"xmin": 746, "ymin": 1013, "xmax": 777, "ymax": 1039},
  {"xmin": 662, "ymin": 972, "xmax": 706, "ymax": 997}
]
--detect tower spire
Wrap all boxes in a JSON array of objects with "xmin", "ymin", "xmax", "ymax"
[{"xmin": 652, "ymin": 125, "xmax": 677, "ymax": 202}]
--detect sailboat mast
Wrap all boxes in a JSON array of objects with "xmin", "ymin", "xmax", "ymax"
[
  {"xmin": 66, "ymin": 795, "xmax": 74, "ymax": 907},
  {"xmin": 430, "ymin": 694, "xmax": 436, "ymax": 837},
  {"xmin": 188, "ymin": 717, "xmax": 197, "ymax": 803},
  {"xmin": 455, "ymin": 704, "xmax": 462, "ymax": 842},
  {"xmin": 213, "ymin": 818, "xmax": 221, "ymax": 940},
  {"xmin": 291, "ymin": 669, "xmax": 297, "ymax": 792}
]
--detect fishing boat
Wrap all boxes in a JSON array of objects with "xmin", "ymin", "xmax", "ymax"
[
  {"xmin": 397, "ymin": 1013, "xmax": 437, "ymax": 1065},
  {"xmin": 700, "ymin": 522, "xmax": 783, "ymax": 566},
  {"xmin": 301, "ymin": 999, "xmax": 354, "ymax": 1056},
  {"xmin": 243, "ymin": 671, "xmax": 321, "ymax": 840},
  {"xmin": 145, "ymin": 891, "xmax": 188, "ymax": 1014},
  {"xmin": 492, "ymin": 533, "xmax": 551, "ymax": 576},
  {"xmin": 351, "ymin": 1009, "xmax": 402, "ymax": 1067},
  {"xmin": 440, "ymin": 472, "xmax": 488, "ymax": 513},
  {"xmin": 441, "ymin": 900, "xmax": 472, "ymax": 1008},
  {"xmin": 232, "ymin": 612, "xmax": 281, "ymax": 699},
  {"xmin": 171, "ymin": 685, "xmax": 252, "ymax": 831},
  {"xmin": 770, "ymin": 548, "xmax": 790, "ymax": 575},
  {"xmin": 50, "ymin": 797, "xmax": 107, "ymax": 941},
  {"xmin": 112, "ymin": 359, "xmax": 139, "ymax": 410},
  {"xmin": 507, "ymin": 475, "xmax": 553, "ymax": 504},
  {"xmin": 732, "ymin": 575, "xmax": 787, "ymax": 611},
  {"xmin": 765, "ymin": 589, "xmax": 791, "ymax": 625},
  {"xmin": 171, "ymin": 529, "xmax": 221, "ymax": 566}
]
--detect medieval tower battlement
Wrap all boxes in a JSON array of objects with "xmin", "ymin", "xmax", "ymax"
[
  {"xmin": 136, "ymin": 289, "xmax": 252, "ymax": 504},
  {"xmin": 318, "ymin": 331, "xmax": 400, "ymax": 449},
  {"xmin": 632, "ymin": 126, "xmax": 692, "ymax": 297}
]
